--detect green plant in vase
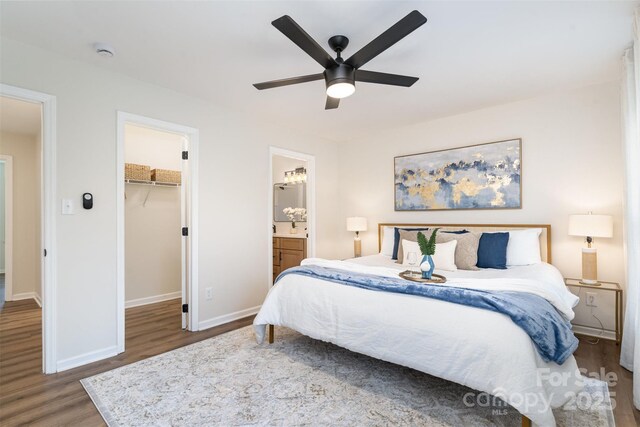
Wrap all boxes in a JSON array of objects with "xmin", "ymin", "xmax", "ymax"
[{"xmin": 417, "ymin": 228, "xmax": 439, "ymax": 279}]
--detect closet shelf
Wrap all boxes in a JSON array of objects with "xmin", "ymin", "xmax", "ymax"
[
  {"xmin": 125, "ymin": 179, "xmax": 180, "ymax": 207},
  {"xmin": 125, "ymin": 179, "xmax": 180, "ymax": 187}
]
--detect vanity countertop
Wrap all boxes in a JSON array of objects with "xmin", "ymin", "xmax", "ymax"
[{"xmin": 273, "ymin": 233, "xmax": 307, "ymax": 239}]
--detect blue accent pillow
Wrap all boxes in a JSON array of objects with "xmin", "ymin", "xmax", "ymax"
[
  {"xmin": 477, "ymin": 232, "xmax": 509, "ymax": 269},
  {"xmin": 392, "ymin": 227, "xmax": 429, "ymax": 260}
]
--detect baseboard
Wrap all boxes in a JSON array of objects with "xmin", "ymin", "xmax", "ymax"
[
  {"xmin": 198, "ymin": 305, "xmax": 261, "ymax": 331},
  {"xmin": 12, "ymin": 292, "xmax": 42, "ymax": 307},
  {"xmin": 125, "ymin": 291, "xmax": 181, "ymax": 308},
  {"xmin": 572, "ymin": 325, "xmax": 617, "ymax": 342},
  {"xmin": 57, "ymin": 345, "xmax": 119, "ymax": 372}
]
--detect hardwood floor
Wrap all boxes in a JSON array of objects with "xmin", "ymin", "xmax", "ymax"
[
  {"xmin": 573, "ymin": 335, "xmax": 640, "ymax": 427},
  {"xmin": 0, "ymin": 298, "xmax": 253, "ymax": 426},
  {"xmin": 0, "ymin": 298, "xmax": 638, "ymax": 426}
]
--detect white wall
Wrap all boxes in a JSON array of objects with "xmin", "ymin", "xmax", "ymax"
[
  {"xmin": 272, "ymin": 155, "xmax": 307, "ymax": 234},
  {"xmin": 0, "ymin": 36, "xmax": 341, "ymax": 366},
  {"xmin": 0, "ymin": 161, "xmax": 4, "ymax": 273},
  {"xmin": 0, "ymin": 131, "xmax": 41, "ymax": 299},
  {"xmin": 124, "ymin": 124, "xmax": 182, "ymax": 304},
  {"xmin": 336, "ymin": 82, "xmax": 624, "ymax": 332},
  {"xmin": 35, "ymin": 127, "xmax": 41, "ymax": 299},
  {"xmin": 125, "ymin": 124, "xmax": 183, "ymax": 170}
]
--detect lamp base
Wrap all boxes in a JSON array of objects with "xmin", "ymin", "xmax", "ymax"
[
  {"xmin": 353, "ymin": 237, "xmax": 362, "ymax": 258},
  {"xmin": 581, "ymin": 248, "xmax": 598, "ymax": 285}
]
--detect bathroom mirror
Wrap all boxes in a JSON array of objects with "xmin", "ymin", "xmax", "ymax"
[{"xmin": 274, "ymin": 183, "xmax": 306, "ymax": 222}]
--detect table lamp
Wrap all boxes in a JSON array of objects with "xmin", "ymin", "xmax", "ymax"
[
  {"xmin": 347, "ymin": 217, "xmax": 367, "ymax": 258},
  {"xmin": 568, "ymin": 213, "xmax": 613, "ymax": 285}
]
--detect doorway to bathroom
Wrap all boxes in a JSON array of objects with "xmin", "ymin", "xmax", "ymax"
[{"xmin": 268, "ymin": 147, "xmax": 315, "ymax": 288}]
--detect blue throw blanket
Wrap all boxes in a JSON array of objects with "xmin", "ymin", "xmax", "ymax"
[{"xmin": 276, "ymin": 265, "xmax": 578, "ymax": 364}]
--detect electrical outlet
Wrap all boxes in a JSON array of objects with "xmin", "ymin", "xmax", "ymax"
[
  {"xmin": 205, "ymin": 287, "xmax": 213, "ymax": 300},
  {"xmin": 586, "ymin": 292, "xmax": 597, "ymax": 307}
]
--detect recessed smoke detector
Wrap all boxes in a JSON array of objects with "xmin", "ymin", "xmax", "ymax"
[{"xmin": 93, "ymin": 42, "xmax": 115, "ymax": 58}]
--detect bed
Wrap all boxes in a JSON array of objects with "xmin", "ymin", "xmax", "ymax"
[{"xmin": 254, "ymin": 224, "xmax": 582, "ymax": 427}]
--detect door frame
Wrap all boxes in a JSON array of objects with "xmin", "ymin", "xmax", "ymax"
[
  {"xmin": 0, "ymin": 83, "xmax": 57, "ymax": 374},
  {"xmin": 116, "ymin": 111, "xmax": 199, "ymax": 353},
  {"xmin": 268, "ymin": 147, "xmax": 316, "ymax": 289},
  {"xmin": 0, "ymin": 155, "xmax": 13, "ymax": 299}
]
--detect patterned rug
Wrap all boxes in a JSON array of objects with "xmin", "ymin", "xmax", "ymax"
[{"xmin": 81, "ymin": 326, "xmax": 615, "ymax": 426}]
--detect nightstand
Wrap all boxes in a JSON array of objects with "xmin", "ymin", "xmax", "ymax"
[{"xmin": 564, "ymin": 278, "xmax": 623, "ymax": 344}]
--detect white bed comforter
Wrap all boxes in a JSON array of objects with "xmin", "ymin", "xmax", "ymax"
[{"xmin": 254, "ymin": 256, "xmax": 583, "ymax": 426}]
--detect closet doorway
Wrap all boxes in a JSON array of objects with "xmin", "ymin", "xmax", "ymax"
[
  {"xmin": 268, "ymin": 147, "xmax": 316, "ymax": 289},
  {"xmin": 116, "ymin": 113, "xmax": 199, "ymax": 353}
]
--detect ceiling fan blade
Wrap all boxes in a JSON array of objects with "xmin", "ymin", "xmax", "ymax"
[
  {"xmin": 253, "ymin": 73, "xmax": 324, "ymax": 90},
  {"xmin": 356, "ymin": 70, "xmax": 419, "ymax": 87},
  {"xmin": 272, "ymin": 15, "xmax": 337, "ymax": 69},
  {"xmin": 345, "ymin": 10, "xmax": 427, "ymax": 69},
  {"xmin": 325, "ymin": 96, "xmax": 340, "ymax": 110}
]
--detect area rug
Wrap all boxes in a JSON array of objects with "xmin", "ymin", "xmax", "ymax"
[{"xmin": 81, "ymin": 326, "xmax": 615, "ymax": 426}]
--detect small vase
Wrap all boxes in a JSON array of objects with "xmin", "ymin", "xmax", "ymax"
[
  {"xmin": 290, "ymin": 224, "xmax": 298, "ymax": 234},
  {"xmin": 420, "ymin": 255, "xmax": 435, "ymax": 279}
]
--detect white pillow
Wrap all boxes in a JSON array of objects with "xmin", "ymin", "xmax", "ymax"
[
  {"xmin": 506, "ymin": 228, "xmax": 542, "ymax": 266},
  {"xmin": 432, "ymin": 240, "xmax": 458, "ymax": 271},
  {"xmin": 401, "ymin": 239, "xmax": 458, "ymax": 272},
  {"xmin": 380, "ymin": 226, "xmax": 395, "ymax": 256}
]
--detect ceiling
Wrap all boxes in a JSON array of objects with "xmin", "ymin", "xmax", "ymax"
[
  {"xmin": 0, "ymin": 96, "xmax": 42, "ymax": 136},
  {"xmin": 0, "ymin": 1, "xmax": 636, "ymax": 142}
]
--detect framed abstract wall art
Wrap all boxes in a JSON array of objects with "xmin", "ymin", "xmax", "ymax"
[{"xmin": 394, "ymin": 139, "xmax": 522, "ymax": 211}]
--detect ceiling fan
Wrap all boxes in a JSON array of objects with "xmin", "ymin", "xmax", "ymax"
[{"xmin": 253, "ymin": 10, "xmax": 427, "ymax": 110}]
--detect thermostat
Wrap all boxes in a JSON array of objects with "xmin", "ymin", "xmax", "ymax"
[{"xmin": 83, "ymin": 193, "xmax": 93, "ymax": 209}]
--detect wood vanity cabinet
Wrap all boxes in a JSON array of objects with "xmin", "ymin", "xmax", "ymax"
[{"xmin": 273, "ymin": 237, "xmax": 307, "ymax": 282}]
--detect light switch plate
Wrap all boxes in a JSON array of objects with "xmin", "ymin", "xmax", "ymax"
[{"xmin": 62, "ymin": 198, "xmax": 74, "ymax": 215}]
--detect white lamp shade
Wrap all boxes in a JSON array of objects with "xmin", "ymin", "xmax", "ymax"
[
  {"xmin": 568, "ymin": 214, "xmax": 613, "ymax": 238},
  {"xmin": 346, "ymin": 217, "xmax": 367, "ymax": 232}
]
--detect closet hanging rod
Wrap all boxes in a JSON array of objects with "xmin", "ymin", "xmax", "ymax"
[
  {"xmin": 124, "ymin": 179, "xmax": 180, "ymax": 206},
  {"xmin": 125, "ymin": 179, "xmax": 180, "ymax": 187}
]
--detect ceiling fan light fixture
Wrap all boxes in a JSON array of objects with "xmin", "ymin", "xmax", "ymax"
[
  {"xmin": 324, "ymin": 63, "xmax": 356, "ymax": 99},
  {"xmin": 326, "ymin": 82, "xmax": 355, "ymax": 99}
]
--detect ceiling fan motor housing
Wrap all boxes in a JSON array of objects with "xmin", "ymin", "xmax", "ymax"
[{"xmin": 324, "ymin": 64, "xmax": 355, "ymax": 89}]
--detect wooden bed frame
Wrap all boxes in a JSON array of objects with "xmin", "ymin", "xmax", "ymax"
[{"xmin": 269, "ymin": 223, "xmax": 550, "ymax": 427}]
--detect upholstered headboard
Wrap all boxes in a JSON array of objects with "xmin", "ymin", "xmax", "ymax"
[{"xmin": 378, "ymin": 223, "xmax": 552, "ymax": 263}]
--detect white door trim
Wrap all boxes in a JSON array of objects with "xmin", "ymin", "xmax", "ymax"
[
  {"xmin": 0, "ymin": 83, "xmax": 57, "ymax": 374},
  {"xmin": 116, "ymin": 112, "xmax": 199, "ymax": 353},
  {"xmin": 268, "ymin": 146, "xmax": 316, "ymax": 289},
  {"xmin": 0, "ymin": 155, "xmax": 13, "ymax": 301}
]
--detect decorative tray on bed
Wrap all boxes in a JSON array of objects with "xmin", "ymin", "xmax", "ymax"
[{"xmin": 399, "ymin": 271, "xmax": 447, "ymax": 284}]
